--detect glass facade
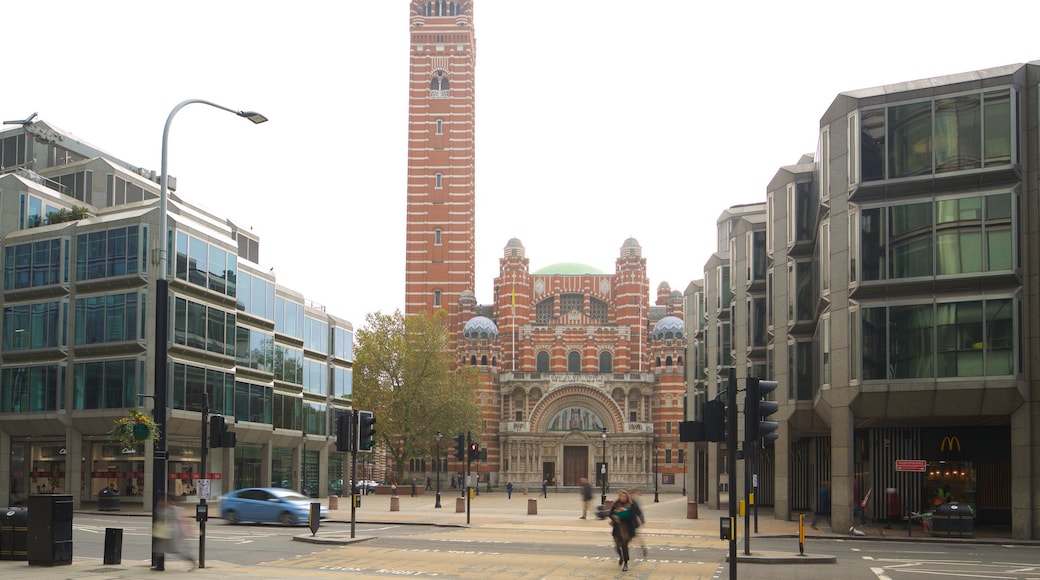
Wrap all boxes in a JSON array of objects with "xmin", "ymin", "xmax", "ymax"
[
  {"xmin": 860, "ymin": 89, "xmax": 1014, "ymax": 182},
  {"xmin": 76, "ymin": 226, "xmax": 142, "ymax": 280},
  {"xmin": 5, "ymin": 238, "xmax": 65, "ymax": 290},
  {"xmin": 860, "ymin": 297, "xmax": 1014, "ymax": 380},
  {"xmin": 174, "ymin": 231, "xmax": 237, "ymax": 297},
  {"xmin": 859, "ymin": 192, "xmax": 1014, "ymax": 282}
]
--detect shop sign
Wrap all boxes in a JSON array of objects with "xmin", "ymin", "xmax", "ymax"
[{"xmin": 895, "ymin": 459, "xmax": 927, "ymax": 472}]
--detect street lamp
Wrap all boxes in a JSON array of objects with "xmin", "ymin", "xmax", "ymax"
[
  {"xmin": 434, "ymin": 432, "xmax": 442, "ymax": 508},
  {"xmin": 600, "ymin": 427, "xmax": 607, "ymax": 504},
  {"xmin": 152, "ymin": 100, "xmax": 266, "ymax": 571},
  {"xmin": 653, "ymin": 444, "xmax": 660, "ymax": 503}
]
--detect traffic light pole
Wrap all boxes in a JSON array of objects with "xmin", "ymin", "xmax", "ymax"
[
  {"xmin": 726, "ymin": 368, "xmax": 738, "ymax": 580},
  {"xmin": 466, "ymin": 431, "xmax": 472, "ymax": 525},
  {"xmin": 200, "ymin": 390, "xmax": 209, "ymax": 569}
]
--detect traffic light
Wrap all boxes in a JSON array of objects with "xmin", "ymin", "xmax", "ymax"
[
  {"xmin": 745, "ymin": 378, "xmax": 779, "ymax": 442},
  {"xmin": 703, "ymin": 400, "xmax": 726, "ymax": 442},
  {"xmin": 454, "ymin": 433, "xmax": 466, "ymax": 460},
  {"xmin": 356, "ymin": 410, "xmax": 376, "ymax": 452},
  {"xmin": 209, "ymin": 415, "xmax": 236, "ymax": 448},
  {"xmin": 335, "ymin": 410, "xmax": 354, "ymax": 452},
  {"xmin": 468, "ymin": 441, "xmax": 480, "ymax": 463}
]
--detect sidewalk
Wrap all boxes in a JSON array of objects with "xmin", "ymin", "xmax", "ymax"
[{"xmin": 0, "ymin": 490, "xmax": 1026, "ymax": 579}]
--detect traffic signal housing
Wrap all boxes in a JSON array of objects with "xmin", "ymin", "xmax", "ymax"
[
  {"xmin": 335, "ymin": 410, "xmax": 354, "ymax": 452},
  {"xmin": 703, "ymin": 400, "xmax": 726, "ymax": 442},
  {"xmin": 468, "ymin": 441, "xmax": 480, "ymax": 463},
  {"xmin": 745, "ymin": 378, "xmax": 779, "ymax": 442},
  {"xmin": 454, "ymin": 433, "xmax": 465, "ymax": 460},
  {"xmin": 209, "ymin": 415, "xmax": 237, "ymax": 448},
  {"xmin": 356, "ymin": 410, "xmax": 376, "ymax": 452}
]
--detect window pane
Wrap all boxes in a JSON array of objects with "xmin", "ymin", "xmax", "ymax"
[
  {"xmin": 861, "ymin": 109, "xmax": 886, "ymax": 181},
  {"xmin": 934, "ymin": 95, "xmax": 981, "ymax": 173},
  {"xmin": 983, "ymin": 90, "xmax": 1012, "ymax": 166},
  {"xmin": 890, "ymin": 304, "xmax": 933, "ymax": 378},
  {"xmin": 888, "ymin": 101, "xmax": 932, "ymax": 178},
  {"xmin": 987, "ymin": 229, "xmax": 1013, "ymax": 271}
]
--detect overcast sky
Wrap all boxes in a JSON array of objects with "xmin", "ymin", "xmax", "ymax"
[{"xmin": 5, "ymin": 1, "xmax": 1038, "ymax": 328}]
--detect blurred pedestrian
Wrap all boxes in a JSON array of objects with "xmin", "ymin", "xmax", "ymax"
[
  {"xmin": 628, "ymin": 488, "xmax": 648, "ymax": 557},
  {"xmin": 811, "ymin": 481, "xmax": 830, "ymax": 530},
  {"xmin": 410, "ymin": 481, "xmax": 416, "ymax": 497},
  {"xmin": 885, "ymin": 488, "xmax": 901, "ymax": 528},
  {"xmin": 609, "ymin": 490, "xmax": 635, "ymax": 571},
  {"xmin": 506, "ymin": 481, "xmax": 513, "ymax": 499},
  {"xmin": 153, "ymin": 497, "xmax": 195, "ymax": 571},
  {"xmin": 579, "ymin": 477, "xmax": 592, "ymax": 519},
  {"xmin": 542, "ymin": 479, "xmax": 548, "ymax": 498}
]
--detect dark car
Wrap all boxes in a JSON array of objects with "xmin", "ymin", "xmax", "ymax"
[{"xmin": 220, "ymin": 487, "xmax": 328, "ymax": 526}]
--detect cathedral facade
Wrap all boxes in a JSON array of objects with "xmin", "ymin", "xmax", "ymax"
[{"xmin": 404, "ymin": 2, "xmax": 686, "ymax": 492}]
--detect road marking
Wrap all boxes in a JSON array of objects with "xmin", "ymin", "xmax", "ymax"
[{"xmin": 871, "ymin": 566, "xmax": 892, "ymax": 580}]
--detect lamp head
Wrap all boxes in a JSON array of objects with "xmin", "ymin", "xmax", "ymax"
[{"xmin": 238, "ymin": 111, "xmax": 268, "ymax": 124}]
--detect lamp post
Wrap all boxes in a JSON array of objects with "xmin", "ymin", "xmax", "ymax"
[
  {"xmin": 653, "ymin": 444, "xmax": 660, "ymax": 503},
  {"xmin": 600, "ymin": 427, "xmax": 607, "ymax": 504},
  {"xmin": 152, "ymin": 100, "xmax": 266, "ymax": 571},
  {"xmin": 434, "ymin": 432, "xmax": 442, "ymax": 508}
]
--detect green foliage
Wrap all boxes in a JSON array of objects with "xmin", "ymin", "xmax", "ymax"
[{"xmin": 353, "ymin": 310, "xmax": 482, "ymax": 480}]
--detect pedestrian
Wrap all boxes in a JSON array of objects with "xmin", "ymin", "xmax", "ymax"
[
  {"xmin": 853, "ymin": 479, "xmax": 866, "ymax": 525},
  {"xmin": 153, "ymin": 496, "xmax": 196, "ymax": 571},
  {"xmin": 579, "ymin": 477, "xmax": 592, "ymax": 519},
  {"xmin": 506, "ymin": 481, "xmax": 513, "ymax": 499},
  {"xmin": 542, "ymin": 479, "xmax": 548, "ymax": 498},
  {"xmin": 391, "ymin": 481, "xmax": 398, "ymax": 497},
  {"xmin": 885, "ymin": 488, "xmax": 901, "ymax": 528},
  {"xmin": 811, "ymin": 481, "xmax": 830, "ymax": 530},
  {"xmin": 450, "ymin": 476, "xmax": 456, "ymax": 490},
  {"xmin": 410, "ymin": 480, "xmax": 416, "ymax": 497},
  {"xmin": 628, "ymin": 488, "xmax": 648, "ymax": 557},
  {"xmin": 486, "ymin": 479, "xmax": 491, "ymax": 492},
  {"xmin": 609, "ymin": 489, "xmax": 635, "ymax": 571}
]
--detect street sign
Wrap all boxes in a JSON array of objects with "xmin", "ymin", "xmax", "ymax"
[
  {"xmin": 895, "ymin": 459, "xmax": 927, "ymax": 472},
  {"xmin": 198, "ymin": 479, "xmax": 210, "ymax": 499}
]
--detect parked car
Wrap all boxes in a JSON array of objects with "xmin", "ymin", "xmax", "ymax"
[
  {"xmin": 347, "ymin": 480, "xmax": 379, "ymax": 493},
  {"xmin": 220, "ymin": 487, "xmax": 328, "ymax": 526}
]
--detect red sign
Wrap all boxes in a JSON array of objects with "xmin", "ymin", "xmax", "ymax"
[{"xmin": 896, "ymin": 459, "xmax": 927, "ymax": 472}]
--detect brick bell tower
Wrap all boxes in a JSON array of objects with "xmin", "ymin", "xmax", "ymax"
[{"xmin": 405, "ymin": 1, "xmax": 477, "ymax": 324}]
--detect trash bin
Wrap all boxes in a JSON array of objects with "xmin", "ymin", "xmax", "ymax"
[
  {"xmin": 27, "ymin": 494, "xmax": 73, "ymax": 566},
  {"xmin": 687, "ymin": 501, "xmax": 699, "ymax": 519},
  {"xmin": 98, "ymin": 488, "xmax": 120, "ymax": 512},
  {"xmin": 103, "ymin": 528, "xmax": 122, "ymax": 565},
  {"xmin": 527, "ymin": 498, "xmax": 537, "ymax": 515},
  {"xmin": 0, "ymin": 508, "xmax": 28, "ymax": 560},
  {"xmin": 455, "ymin": 497, "xmax": 465, "ymax": 513},
  {"xmin": 329, "ymin": 495, "xmax": 339, "ymax": 510},
  {"xmin": 390, "ymin": 496, "xmax": 400, "ymax": 512},
  {"xmin": 930, "ymin": 502, "xmax": 973, "ymax": 537}
]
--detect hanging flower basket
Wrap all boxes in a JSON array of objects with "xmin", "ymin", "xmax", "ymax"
[{"xmin": 110, "ymin": 409, "xmax": 160, "ymax": 448}]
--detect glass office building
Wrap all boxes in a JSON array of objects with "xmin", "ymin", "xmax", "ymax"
[{"xmin": 0, "ymin": 119, "xmax": 353, "ymax": 510}]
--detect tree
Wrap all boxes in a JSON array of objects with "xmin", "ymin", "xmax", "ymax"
[{"xmin": 352, "ymin": 310, "xmax": 482, "ymax": 481}]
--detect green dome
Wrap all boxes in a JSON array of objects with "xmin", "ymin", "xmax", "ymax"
[{"xmin": 533, "ymin": 262, "xmax": 605, "ymax": 275}]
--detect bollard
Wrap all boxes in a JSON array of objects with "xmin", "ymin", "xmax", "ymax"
[
  {"xmin": 329, "ymin": 495, "xmax": 338, "ymax": 510},
  {"xmin": 103, "ymin": 528, "xmax": 122, "ymax": 565},
  {"xmin": 390, "ymin": 496, "xmax": 400, "ymax": 512},
  {"xmin": 687, "ymin": 501, "xmax": 698, "ymax": 519},
  {"xmin": 527, "ymin": 498, "xmax": 537, "ymax": 515}
]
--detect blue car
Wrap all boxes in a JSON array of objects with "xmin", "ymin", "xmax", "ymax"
[{"xmin": 220, "ymin": 487, "xmax": 328, "ymax": 526}]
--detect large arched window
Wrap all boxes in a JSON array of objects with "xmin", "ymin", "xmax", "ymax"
[
  {"xmin": 567, "ymin": 351, "xmax": 581, "ymax": 372},
  {"xmin": 599, "ymin": 351, "xmax": 613, "ymax": 373},
  {"xmin": 535, "ymin": 299, "xmax": 554, "ymax": 324},
  {"xmin": 536, "ymin": 351, "xmax": 550, "ymax": 372}
]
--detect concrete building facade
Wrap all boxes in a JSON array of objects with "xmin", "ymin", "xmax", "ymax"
[{"xmin": 687, "ymin": 62, "xmax": 1040, "ymax": 539}]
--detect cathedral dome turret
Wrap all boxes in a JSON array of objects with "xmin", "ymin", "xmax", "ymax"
[
  {"xmin": 463, "ymin": 315, "xmax": 499, "ymax": 340},
  {"xmin": 652, "ymin": 316, "xmax": 684, "ymax": 340}
]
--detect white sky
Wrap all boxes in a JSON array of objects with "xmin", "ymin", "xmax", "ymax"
[{"xmin": 5, "ymin": 1, "xmax": 1038, "ymax": 328}]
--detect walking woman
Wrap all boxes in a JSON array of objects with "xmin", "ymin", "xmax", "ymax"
[{"xmin": 609, "ymin": 489, "xmax": 636, "ymax": 571}]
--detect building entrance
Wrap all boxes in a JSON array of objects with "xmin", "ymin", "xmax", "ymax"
[{"xmin": 563, "ymin": 446, "xmax": 588, "ymax": 486}]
